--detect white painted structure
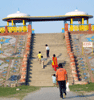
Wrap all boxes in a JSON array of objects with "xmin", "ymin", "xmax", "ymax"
[
  {"xmin": 65, "ymin": 9, "xmax": 88, "ymax": 16},
  {"xmin": 7, "ymin": 11, "xmax": 30, "ymax": 17}
]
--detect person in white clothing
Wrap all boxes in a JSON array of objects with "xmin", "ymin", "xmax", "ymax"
[
  {"xmin": 52, "ymin": 74, "xmax": 56, "ymax": 86},
  {"xmin": 45, "ymin": 44, "xmax": 50, "ymax": 58}
]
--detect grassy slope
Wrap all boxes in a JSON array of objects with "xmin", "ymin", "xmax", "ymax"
[
  {"xmin": 0, "ymin": 83, "xmax": 94, "ymax": 99},
  {"xmin": 69, "ymin": 82, "xmax": 94, "ymax": 92},
  {"xmin": 0, "ymin": 85, "xmax": 40, "ymax": 100}
]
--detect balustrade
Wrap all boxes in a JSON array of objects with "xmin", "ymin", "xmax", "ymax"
[
  {"xmin": 0, "ymin": 27, "xmax": 5, "ymax": 33},
  {"xmin": 69, "ymin": 24, "xmax": 89, "ymax": 31},
  {"xmin": 91, "ymin": 25, "xmax": 94, "ymax": 31},
  {"xmin": 7, "ymin": 26, "xmax": 28, "ymax": 33}
]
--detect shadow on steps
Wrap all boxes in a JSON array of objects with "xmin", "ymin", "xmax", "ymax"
[{"xmin": 25, "ymin": 34, "xmax": 36, "ymax": 85}]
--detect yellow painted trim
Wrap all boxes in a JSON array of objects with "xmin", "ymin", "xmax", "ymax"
[
  {"xmin": 23, "ymin": 20, "xmax": 25, "ymax": 25},
  {"xmin": 71, "ymin": 18, "xmax": 73, "ymax": 24},
  {"xmin": 70, "ymin": 18, "xmax": 73, "ymax": 31},
  {"xmin": 82, "ymin": 18, "xmax": 84, "ymax": 24},
  {"xmin": 7, "ymin": 22, "xmax": 9, "ymax": 26},
  {"xmin": 11, "ymin": 20, "xmax": 14, "ymax": 26},
  {"xmin": 87, "ymin": 19, "xmax": 89, "ymax": 24}
]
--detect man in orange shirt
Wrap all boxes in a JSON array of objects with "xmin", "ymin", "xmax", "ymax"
[{"xmin": 56, "ymin": 63, "xmax": 68, "ymax": 99}]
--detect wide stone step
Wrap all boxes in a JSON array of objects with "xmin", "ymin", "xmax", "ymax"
[
  {"xmin": 31, "ymin": 75, "xmax": 73, "ymax": 79},
  {"xmin": 30, "ymin": 79, "xmax": 73, "ymax": 86},
  {"xmin": 29, "ymin": 81, "xmax": 53, "ymax": 86},
  {"xmin": 28, "ymin": 33, "xmax": 73, "ymax": 86}
]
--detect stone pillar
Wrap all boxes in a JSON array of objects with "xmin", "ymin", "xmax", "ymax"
[
  {"xmin": 88, "ymin": 24, "xmax": 92, "ymax": 34},
  {"xmin": 28, "ymin": 25, "xmax": 32, "ymax": 32},
  {"xmin": 64, "ymin": 21, "xmax": 66, "ymax": 28},
  {"xmin": 5, "ymin": 26, "xmax": 8, "ymax": 34},
  {"xmin": 65, "ymin": 23, "xmax": 68, "ymax": 31}
]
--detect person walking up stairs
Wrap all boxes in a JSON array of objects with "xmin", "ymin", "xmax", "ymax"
[{"xmin": 28, "ymin": 33, "xmax": 73, "ymax": 86}]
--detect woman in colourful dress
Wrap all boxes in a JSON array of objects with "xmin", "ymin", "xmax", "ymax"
[{"xmin": 52, "ymin": 54, "xmax": 58, "ymax": 71}]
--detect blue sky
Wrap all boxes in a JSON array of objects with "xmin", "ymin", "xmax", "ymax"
[{"xmin": 0, "ymin": 0, "xmax": 94, "ymax": 33}]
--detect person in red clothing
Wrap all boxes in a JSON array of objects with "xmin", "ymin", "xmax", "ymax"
[
  {"xmin": 56, "ymin": 63, "xmax": 68, "ymax": 99},
  {"xmin": 52, "ymin": 54, "xmax": 58, "ymax": 71}
]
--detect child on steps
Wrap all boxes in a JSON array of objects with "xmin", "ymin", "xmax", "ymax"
[
  {"xmin": 52, "ymin": 74, "xmax": 58, "ymax": 87},
  {"xmin": 41, "ymin": 56, "xmax": 47, "ymax": 69},
  {"xmin": 37, "ymin": 51, "xmax": 42, "ymax": 64}
]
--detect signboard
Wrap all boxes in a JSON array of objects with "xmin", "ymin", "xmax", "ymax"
[{"xmin": 83, "ymin": 42, "xmax": 93, "ymax": 47}]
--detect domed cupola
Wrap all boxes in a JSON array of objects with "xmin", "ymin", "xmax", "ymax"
[
  {"xmin": 7, "ymin": 10, "xmax": 30, "ymax": 17},
  {"xmin": 65, "ymin": 9, "xmax": 88, "ymax": 16}
]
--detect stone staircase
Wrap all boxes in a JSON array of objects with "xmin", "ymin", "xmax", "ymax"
[{"xmin": 28, "ymin": 33, "xmax": 73, "ymax": 86}]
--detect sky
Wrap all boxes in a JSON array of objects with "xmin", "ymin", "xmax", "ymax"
[{"xmin": 0, "ymin": 0, "xmax": 94, "ymax": 33}]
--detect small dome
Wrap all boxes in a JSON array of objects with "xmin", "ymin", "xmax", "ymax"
[
  {"xmin": 65, "ymin": 9, "xmax": 88, "ymax": 15},
  {"xmin": 7, "ymin": 11, "xmax": 30, "ymax": 17}
]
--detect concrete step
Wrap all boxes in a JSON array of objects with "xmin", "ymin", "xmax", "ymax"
[
  {"xmin": 29, "ymin": 81, "xmax": 53, "ymax": 86},
  {"xmin": 28, "ymin": 33, "xmax": 73, "ymax": 86}
]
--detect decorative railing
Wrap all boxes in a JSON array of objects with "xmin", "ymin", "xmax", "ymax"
[
  {"xmin": 69, "ymin": 24, "xmax": 89, "ymax": 31},
  {"xmin": 0, "ymin": 25, "xmax": 28, "ymax": 33},
  {"xmin": 7, "ymin": 25, "xmax": 28, "ymax": 33},
  {"xmin": 0, "ymin": 26, "xmax": 5, "ymax": 33},
  {"xmin": 91, "ymin": 24, "xmax": 94, "ymax": 31}
]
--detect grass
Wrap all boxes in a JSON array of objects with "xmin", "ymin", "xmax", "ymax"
[
  {"xmin": 0, "ymin": 85, "xmax": 40, "ymax": 100},
  {"xmin": 0, "ymin": 83, "xmax": 94, "ymax": 100},
  {"xmin": 69, "ymin": 82, "xmax": 94, "ymax": 93}
]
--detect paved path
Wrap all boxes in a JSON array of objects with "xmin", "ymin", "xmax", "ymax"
[
  {"xmin": 0, "ymin": 98, "xmax": 19, "ymax": 100},
  {"xmin": 23, "ymin": 87, "xmax": 91, "ymax": 100},
  {"xmin": 0, "ymin": 87, "xmax": 94, "ymax": 100}
]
